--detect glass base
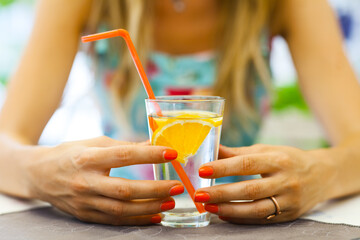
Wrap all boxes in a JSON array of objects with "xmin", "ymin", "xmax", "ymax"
[{"xmin": 161, "ymin": 210, "xmax": 211, "ymax": 228}]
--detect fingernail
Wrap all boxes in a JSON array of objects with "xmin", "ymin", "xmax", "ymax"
[
  {"xmin": 151, "ymin": 215, "xmax": 162, "ymax": 224},
  {"xmin": 194, "ymin": 192, "xmax": 210, "ymax": 202},
  {"xmin": 169, "ymin": 185, "xmax": 184, "ymax": 196},
  {"xmin": 219, "ymin": 216, "xmax": 229, "ymax": 221},
  {"xmin": 205, "ymin": 204, "xmax": 218, "ymax": 213},
  {"xmin": 199, "ymin": 166, "xmax": 214, "ymax": 178},
  {"xmin": 163, "ymin": 149, "xmax": 178, "ymax": 160},
  {"xmin": 161, "ymin": 200, "xmax": 175, "ymax": 211}
]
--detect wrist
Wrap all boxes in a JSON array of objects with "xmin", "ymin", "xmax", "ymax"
[
  {"xmin": 308, "ymin": 148, "xmax": 339, "ymax": 202},
  {"xmin": 20, "ymin": 145, "xmax": 51, "ymax": 199},
  {"xmin": 309, "ymin": 139, "xmax": 360, "ymax": 201},
  {"xmin": 0, "ymin": 133, "xmax": 49, "ymax": 199}
]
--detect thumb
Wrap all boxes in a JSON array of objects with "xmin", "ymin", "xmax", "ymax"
[
  {"xmin": 81, "ymin": 145, "xmax": 178, "ymax": 169},
  {"xmin": 218, "ymin": 144, "xmax": 266, "ymax": 159}
]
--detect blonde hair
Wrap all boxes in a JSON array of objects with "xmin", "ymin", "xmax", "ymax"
[{"xmin": 86, "ymin": 0, "xmax": 276, "ymax": 137}]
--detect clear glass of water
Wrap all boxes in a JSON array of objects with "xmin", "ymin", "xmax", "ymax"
[{"xmin": 145, "ymin": 96, "xmax": 225, "ymax": 228}]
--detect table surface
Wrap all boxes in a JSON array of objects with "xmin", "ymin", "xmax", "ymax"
[{"xmin": 1, "ymin": 207, "xmax": 360, "ymax": 240}]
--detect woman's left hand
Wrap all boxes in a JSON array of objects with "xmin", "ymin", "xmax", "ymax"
[{"xmin": 194, "ymin": 144, "xmax": 335, "ymax": 224}]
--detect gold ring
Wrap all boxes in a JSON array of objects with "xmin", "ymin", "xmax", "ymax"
[{"xmin": 266, "ymin": 196, "xmax": 282, "ymax": 220}]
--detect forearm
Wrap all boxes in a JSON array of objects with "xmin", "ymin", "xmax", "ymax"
[
  {"xmin": 0, "ymin": 133, "xmax": 44, "ymax": 199},
  {"xmin": 310, "ymin": 134, "xmax": 360, "ymax": 201}
]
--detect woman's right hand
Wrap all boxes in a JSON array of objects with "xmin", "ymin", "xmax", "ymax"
[{"xmin": 24, "ymin": 136, "xmax": 183, "ymax": 225}]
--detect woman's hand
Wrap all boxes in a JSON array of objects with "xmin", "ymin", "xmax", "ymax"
[
  {"xmin": 24, "ymin": 136, "xmax": 184, "ymax": 225},
  {"xmin": 194, "ymin": 144, "xmax": 335, "ymax": 224}
]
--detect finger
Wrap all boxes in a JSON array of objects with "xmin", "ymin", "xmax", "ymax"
[
  {"xmin": 218, "ymin": 144, "xmax": 273, "ymax": 159},
  {"xmin": 75, "ymin": 210, "xmax": 162, "ymax": 225},
  {"xmin": 199, "ymin": 153, "xmax": 279, "ymax": 178},
  {"xmin": 85, "ymin": 196, "xmax": 175, "ymax": 217},
  {"xmin": 195, "ymin": 178, "xmax": 282, "ymax": 203},
  {"xmin": 205, "ymin": 195, "xmax": 288, "ymax": 219},
  {"xmin": 77, "ymin": 145, "xmax": 177, "ymax": 169},
  {"xmin": 218, "ymin": 145, "xmax": 236, "ymax": 159},
  {"xmin": 91, "ymin": 176, "xmax": 183, "ymax": 200}
]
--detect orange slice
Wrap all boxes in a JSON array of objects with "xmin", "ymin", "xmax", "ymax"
[{"xmin": 152, "ymin": 119, "xmax": 215, "ymax": 165}]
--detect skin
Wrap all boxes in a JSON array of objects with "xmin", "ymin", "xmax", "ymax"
[{"xmin": 0, "ymin": 0, "xmax": 359, "ymax": 225}]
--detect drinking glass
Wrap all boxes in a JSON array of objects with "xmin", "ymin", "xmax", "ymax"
[{"xmin": 145, "ymin": 96, "xmax": 225, "ymax": 227}]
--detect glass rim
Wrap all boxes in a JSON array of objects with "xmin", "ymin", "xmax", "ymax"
[{"xmin": 145, "ymin": 95, "xmax": 225, "ymax": 103}]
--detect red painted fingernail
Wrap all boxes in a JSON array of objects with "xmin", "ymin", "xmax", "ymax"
[
  {"xmin": 219, "ymin": 216, "xmax": 229, "ymax": 221},
  {"xmin": 151, "ymin": 215, "xmax": 162, "ymax": 224},
  {"xmin": 163, "ymin": 149, "xmax": 178, "ymax": 160},
  {"xmin": 194, "ymin": 192, "xmax": 210, "ymax": 202},
  {"xmin": 169, "ymin": 185, "xmax": 184, "ymax": 196},
  {"xmin": 199, "ymin": 166, "xmax": 214, "ymax": 178},
  {"xmin": 161, "ymin": 200, "xmax": 175, "ymax": 211},
  {"xmin": 205, "ymin": 204, "xmax": 218, "ymax": 213}
]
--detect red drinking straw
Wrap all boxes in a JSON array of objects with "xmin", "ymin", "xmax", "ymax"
[{"xmin": 82, "ymin": 29, "xmax": 205, "ymax": 213}]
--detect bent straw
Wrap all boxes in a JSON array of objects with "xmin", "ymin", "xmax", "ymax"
[{"xmin": 82, "ymin": 29, "xmax": 205, "ymax": 213}]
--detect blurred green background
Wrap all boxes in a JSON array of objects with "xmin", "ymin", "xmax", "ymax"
[{"xmin": 0, "ymin": 0, "xmax": 14, "ymax": 7}]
